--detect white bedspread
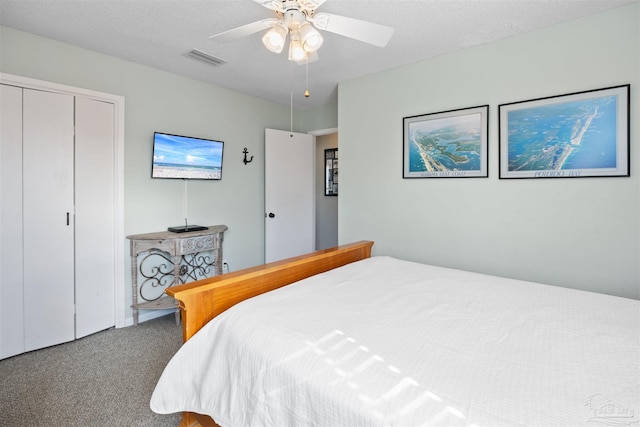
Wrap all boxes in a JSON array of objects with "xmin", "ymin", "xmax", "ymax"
[{"xmin": 151, "ymin": 256, "xmax": 639, "ymax": 426}]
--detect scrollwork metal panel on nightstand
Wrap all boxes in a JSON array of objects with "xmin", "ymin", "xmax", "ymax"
[{"xmin": 126, "ymin": 225, "xmax": 227, "ymax": 325}]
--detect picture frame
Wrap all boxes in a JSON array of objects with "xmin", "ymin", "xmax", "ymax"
[
  {"xmin": 498, "ymin": 84, "xmax": 630, "ymax": 179},
  {"xmin": 403, "ymin": 105, "xmax": 489, "ymax": 178},
  {"xmin": 324, "ymin": 148, "xmax": 338, "ymax": 196}
]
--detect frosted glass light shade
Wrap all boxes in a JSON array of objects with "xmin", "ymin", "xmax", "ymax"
[
  {"xmin": 288, "ymin": 40, "xmax": 307, "ymax": 61},
  {"xmin": 299, "ymin": 23, "xmax": 323, "ymax": 53},
  {"xmin": 262, "ymin": 25, "xmax": 287, "ymax": 53}
]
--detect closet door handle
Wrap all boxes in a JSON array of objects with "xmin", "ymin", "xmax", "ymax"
[{"xmin": 66, "ymin": 212, "xmax": 70, "ymax": 226}]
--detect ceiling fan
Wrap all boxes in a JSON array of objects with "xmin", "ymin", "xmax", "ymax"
[{"xmin": 209, "ymin": 0, "xmax": 394, "ymax": 62}]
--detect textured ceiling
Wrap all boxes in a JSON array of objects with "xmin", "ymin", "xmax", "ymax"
[{"xmin": 0, "ymin": 0, "xmax": 636, "ymax": 110}]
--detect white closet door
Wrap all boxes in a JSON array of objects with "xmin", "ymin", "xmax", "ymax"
[
  {"xmin": 0, "ymin": 84, "xmax": 25, "ymax": 359},
  {"xmin": 23, "ymin": 88, "xmax": 75, "ymax": 352},
  {"xmin": 75, "ymin": 97, "xmax": 116, "ymax": 338}
]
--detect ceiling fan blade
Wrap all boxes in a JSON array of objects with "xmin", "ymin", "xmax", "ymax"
[
  {"xmin": 209, "ymin": 18, "xmax": 279, "ymax": 42},
  {"xmin": 312, "ymin": 12, "xmax": 394, "ymax": 47},
  {"xmin": 253, "ymin": 0, "xmax": 284, "ymax": 12}
]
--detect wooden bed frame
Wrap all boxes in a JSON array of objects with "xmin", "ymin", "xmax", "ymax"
[{"xmin": 165, "ymin": 240, "xmax": 374, "ymax": 427}]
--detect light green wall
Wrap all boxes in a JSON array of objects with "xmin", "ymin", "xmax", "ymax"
[
  {"xmin": 1, "ymin": 25, "xmax": 338, "ymax": 321},
  {"xmin": 339, "ymin": 4, "xmax": 639, "ymax": 299},
  {"xmin": 300, "ymin": 102, "xmax": 338, "ymax": 132}
]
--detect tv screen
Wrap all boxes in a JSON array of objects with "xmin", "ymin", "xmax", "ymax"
[{"xmin": 152, "ymin": 132, "xmax": 224, "ymax": 180}]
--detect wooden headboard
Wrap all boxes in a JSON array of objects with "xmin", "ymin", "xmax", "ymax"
[{"xmin": 167, "ymin": 240, "xmax": 374, "ymax": 342}]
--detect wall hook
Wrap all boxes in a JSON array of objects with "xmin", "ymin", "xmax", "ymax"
[{"xmin": 242, "ymin": 147, "xmax": 254, "ymax": 165}]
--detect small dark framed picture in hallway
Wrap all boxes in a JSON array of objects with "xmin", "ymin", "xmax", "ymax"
[{"xmin": 325, "ymin": 148, "xmax": 338, "ymax": 196}]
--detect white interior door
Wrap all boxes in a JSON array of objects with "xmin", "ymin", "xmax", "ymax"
[
  {"xmin": 22, "ymin": 88, "xmax": 75, "ymax": 352},
  {"xmin": 0, "ymin": 84, "xmax": 25, "ymax": 359},
  {"xmin": 265, "ymin": 128, "xmax": 315, "ymax": 263},
  {"xmin": 75, "ymin": 97, "xmax": 116, "ymax": 338}
]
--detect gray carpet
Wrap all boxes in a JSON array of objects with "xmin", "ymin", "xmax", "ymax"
[{"xmin": 0, "ymin": 314, "xmax": 183, "ymax": 427}]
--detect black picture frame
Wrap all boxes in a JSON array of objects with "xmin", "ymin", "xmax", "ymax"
[
  {"xmin": 498, "ymin": 84, "xmax": 630, "ymax": 179},
  {"xmin": 325, "ymin": 148, "xmax": 338, "ymax": 196},
  {"xmin": 403, "ymin": 105, "xmax": 489, "ymax": 178}
]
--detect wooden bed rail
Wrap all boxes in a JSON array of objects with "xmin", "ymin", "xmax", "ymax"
[{"xmin": 167, "ymin": 240, "xmax": 374, "ymax": 342}]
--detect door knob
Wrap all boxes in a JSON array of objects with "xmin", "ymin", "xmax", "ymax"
[{"xmin": 268, "ymin": 213, "xmax": 275, "ymax": 218}]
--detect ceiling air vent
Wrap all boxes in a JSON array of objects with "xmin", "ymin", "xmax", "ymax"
[{"xmin": 186, "ymin": 49, "xmax": 227, "ymax": 66}]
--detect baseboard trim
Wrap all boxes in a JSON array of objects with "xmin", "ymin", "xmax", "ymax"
[{"xmin": 121, "ymin": 308, "xmax": 177, "ymax": 327}]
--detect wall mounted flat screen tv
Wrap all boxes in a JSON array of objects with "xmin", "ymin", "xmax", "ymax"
[{"xmin": 152, "ymin": 132, "xmax": 224, "ymax": 180}]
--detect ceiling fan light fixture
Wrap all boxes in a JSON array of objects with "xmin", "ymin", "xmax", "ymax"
[
  {"xmin": 299, "ymin": 22, "xmax": 323, "ymax": 52},
  {"xmin": 262, "ymin": 24, "xmax": 287, "ymax": 53},
  {"xmin": 288, "ymin": 39, "xmax": 307, "ymax": 62},
  {"xmin": 210, "ymin": 0, "xmax": 395, "ymax": 64}
]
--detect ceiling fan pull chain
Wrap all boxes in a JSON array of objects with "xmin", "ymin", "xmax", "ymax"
[
  {"xmin": 290, "ymin": 59, "xmax": 294, "ymax": 137},
  {"xmin": 305, "ymin": 58, "xmax": 310, "ymax": 98}
]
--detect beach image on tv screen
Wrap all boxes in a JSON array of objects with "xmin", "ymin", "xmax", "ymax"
[{"xmin": 152, "ymin": 133, "xmax": 223, "ymax": 179}]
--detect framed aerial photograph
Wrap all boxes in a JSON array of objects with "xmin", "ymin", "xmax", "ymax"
[
  {"xmin": 403, "ymin": 105, "xmax": 489, "ymax": 178},
  {"xmin": 498, "ymin": 84, "xmax": 630, "ymax": 179}
]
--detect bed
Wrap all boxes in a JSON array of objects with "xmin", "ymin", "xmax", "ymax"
[{"xmin": 150, "ymin": 241, "xmax": 639, "ymax": 427}]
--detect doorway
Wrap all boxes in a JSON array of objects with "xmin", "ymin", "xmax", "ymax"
[
  {"xmin": 264, "ymin": 128, "xmax": 339, "ymax": 262},
  {"xmin": 314, "ymin": 132, "xmax": 338, "ymax": 251}
]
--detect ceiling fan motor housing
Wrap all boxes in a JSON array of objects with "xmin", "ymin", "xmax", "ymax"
[{"xmin": 283, "ymin": 7, "xmax": 307, "ymax": 31}]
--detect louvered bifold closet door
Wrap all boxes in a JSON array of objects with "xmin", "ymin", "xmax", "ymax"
[{"xmin": 22, "ymin": 88, "xmax": 76, "ymax": 352}]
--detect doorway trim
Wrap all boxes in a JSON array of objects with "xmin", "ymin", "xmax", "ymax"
[
  {"xmin": 1, "ymin": 73, "xmax": 126, "ymax": 329},
  {"xmin": 308, "ymin": 127, "xmax": 338, "ymax": 137}
]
